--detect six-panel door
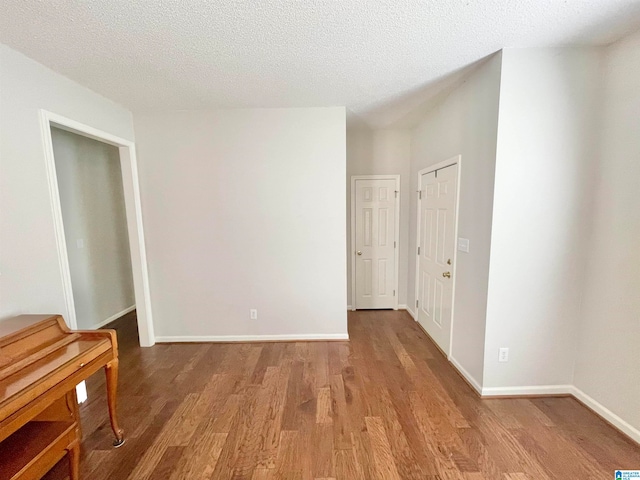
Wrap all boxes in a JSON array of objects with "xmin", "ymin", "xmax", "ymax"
[
  {"xmin": 417, "ymin": 165, "xmax": 458, "ymax": 355},
  {"xmin": 354, "ymin": 179, "xmax": 397, "ymax": 309}
]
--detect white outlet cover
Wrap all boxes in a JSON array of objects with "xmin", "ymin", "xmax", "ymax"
[{"xmin": 498, "ymin": 347, "xmax": 509, "ymax": 362}]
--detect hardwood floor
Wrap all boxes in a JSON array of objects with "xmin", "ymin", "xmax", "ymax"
[{"xmin": 46, "ymin": 310, "xmax": 639, "ymax": 479}]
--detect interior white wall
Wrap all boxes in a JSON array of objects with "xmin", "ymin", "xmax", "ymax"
[
  {"xmin": 573, "ymin": 31, "xmax": 640, "ymax": 434},
  {"xmin": 346, "ymin": 128, "xmax": 411, "ymax": 307},
  {"xmin": 134, "ymin": 108, "xmax": 347, "ymax": 340},
  {"xmin": 0, "ymin": 43, "xmax": 135, "ymax": 323},
  {"xmin": 51, "ymin": 128, "xmax": 135, "ymax": 330},
  {"xmin": 483, "ymin": 48, "xmax": 602, "ymax": 390},
  {"xmin": 408, "ymin": 53, "xmax": 502, "ymax": 386}
]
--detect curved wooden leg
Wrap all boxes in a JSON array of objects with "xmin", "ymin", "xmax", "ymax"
[
  {"xmin": 68, "ymin": 441, "xmax": 80, "ymax": 480},
  {"xmin": 105, "ymin": 359, "xmax": 125, "ymax": 447}
]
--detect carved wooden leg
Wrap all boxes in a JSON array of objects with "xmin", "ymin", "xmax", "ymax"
[
  {"xmin": 68, "ymin": 441, "xmax": 80, "ymax": 480},
  {"xmin": 105, "ymin": 359, "xmax": 125, "ymax": 447}
]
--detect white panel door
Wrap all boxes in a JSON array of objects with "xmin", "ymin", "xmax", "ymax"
[
  {"xmin": 417, "ymin": 165, "xmax": 458, "ymax": 354},
  {"xmin": 354, "ymin": 178, "xmax": 397, "ymax": 309}
]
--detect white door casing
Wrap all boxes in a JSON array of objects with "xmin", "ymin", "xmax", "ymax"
[
  {"xmin": 351, "ymin": 176, "xmax": 399, "ymax": 310},
  {"xmin": 39, "ymin": 110, "xmax": 155, "ymax": 347},
  {"xmin": 415, "ymin": 159, "xmax": 460, "ymax": 356}
]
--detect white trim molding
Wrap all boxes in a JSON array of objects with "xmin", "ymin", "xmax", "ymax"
[
  {"xmin": 350, "ymin": 174, "xmax": 401, "ymax": 311},
  {"xmin": 39, "ymin": 110, "xmax": 155, "ymax": 347},
  {"xmin": 438, "ymin": 339, "xmax": 639, "ymax": 445},
  {"xmin": 477, "ymin": 383, "xmax": 640, "ymax": 443},
  {"xmin": 450, "ymin": 356, "xmax": 483, "ymax": 394},
  {"xmin": 571, "ymin": 386, "xmax": 640, "ymax": 444},
  {"xmin": 481, "ymin": 384, "xmax": 573, "ymax": 397},
  {"xmin": 89, "ymin": 305, "xmax": 136, "ymax": 330},
  {"xmin": 403, "ymin": 305, "xmax": 416, "ymax": 320},
  {"xmin": 155, "ymin": 333, "xmax": 350, "ymax": 343}
]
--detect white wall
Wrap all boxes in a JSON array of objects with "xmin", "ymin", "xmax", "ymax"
[
  {"xmin": 483, "ymin": 49, "xmax": 602, "ymax": 390},
  {"xmin": 573, "ymin": 31, "xmax": 640, "ymax": 436},
  {"xmin": 0, "ymin": 44, "xmax": 135, "ymax": 323},
  {"xmin": 51, "ymin": 128, "xmax": 135, "ymax": 329},
  {"xmin": 134, "ymin": 108, "xmax": 347, "ymax": 340},
  {"xmin": 346, "ymin": 128, "xmax": 411, "ymax": 307},
  {"xmin": 408, "ymin": 53, "xmax": 502, "ymax": 386}
]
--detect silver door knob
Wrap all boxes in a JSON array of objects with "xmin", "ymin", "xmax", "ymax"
[
  {"xmin": 357, "ymin": 251, "xmax": 362, "ymax": 256},
  {"xmin": 442, "ymin": 272, "xmax": 451, "ymax": 278}
]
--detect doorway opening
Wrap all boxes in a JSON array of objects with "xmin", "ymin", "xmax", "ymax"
[
  {"xmin": 51, "ymin": 126, "xmax": 135, "ymax": 334},
  {"xmin": 350, "ymin": 175, "xmax": 400, "ymax": 310},
  {"xmin": 40, "ymin": 110, "xmax": 154, "ymax": 347},
  {"xmin": 414, "ymin": 156, "xmax": 461, "ymax": 357}
]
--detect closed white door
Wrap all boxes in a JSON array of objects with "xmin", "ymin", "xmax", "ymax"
[
  {"xmin": 354, "ymin": 178, "xmax": 397, "ymax": 309},
  {"xmin": 416, "ymin": 164, "xmax": 458, "ymax": 354}
]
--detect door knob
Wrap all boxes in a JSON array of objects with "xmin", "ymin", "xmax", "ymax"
[
  {"xmin": 357, "ymin": 251, "xmax": 362, "ymax": 256},
  {"xmin": 442, "ymin": 272, "xmax": 451, "ymax": 278}
]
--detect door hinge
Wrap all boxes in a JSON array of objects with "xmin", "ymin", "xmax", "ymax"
[
  {"xmin": 394, "ymin": 241, "xmax": 396, "ymax": 248},
  {"xmin": 416, "ymin": 300, "xmax": 419, "ymax": 308},
  {"xmin": 417, "ymin": 246, "xmax": 420, "ymax": 255},
  {"xmin": 435, "ymin": 169, "xmax": 438, "ymax": 178},
  {"xmin": 393, "ymin": 290, "xmax": 396, "ymax": 297},
  {"xmin": 394, "ymin": 190, "xmax": 398, "ymax": 198},
  {"xmin": 417, "ymin": 190, "xmax": 422, "ymax": 199}
]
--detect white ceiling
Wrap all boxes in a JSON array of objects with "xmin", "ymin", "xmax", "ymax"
[{"xmin": 1, "ymin": 0, "xmax": 639, "ymax": 127}]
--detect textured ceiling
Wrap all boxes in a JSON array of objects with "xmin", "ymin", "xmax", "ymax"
[{"xmin": 1, "ymin": 0, "xmax": 639, "ymax": 127}]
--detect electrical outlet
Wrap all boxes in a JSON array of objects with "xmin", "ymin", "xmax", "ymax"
[
  {"xmin": 250, "ymin": 309, "xmax": 258, "ymax": 320},
  {"xmin": 499, "ymin": 347, "xmax": 509, "ymax": 362}
]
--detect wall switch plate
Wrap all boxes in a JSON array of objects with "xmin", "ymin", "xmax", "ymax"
[
  {"xmin": 250, "ymin": 309, "xmax": 258, "ymax": 320},
  {"xmin": 457, "ymin": 238, "xmax": 470, "ymax": 253},
  {"xmin": 499, "ymin": 347, "xmax": 509, "ymax": 362}
]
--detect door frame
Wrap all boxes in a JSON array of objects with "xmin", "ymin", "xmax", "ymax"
[
  {"xmin": 350, "ymin": 174, "xmax": 400, "ymax": 311},
  {"xmin": 414, "ymin": 156, "xmax": 461, "ymax": 358},
  {"xmin": 39, "ymin": 109, "xmax": 156, "ymax": 347}
]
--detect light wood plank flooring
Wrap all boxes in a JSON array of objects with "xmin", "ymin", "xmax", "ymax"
[{"xmin": 46, "ymin": 310, "xmax": 639, "ymax": 479}]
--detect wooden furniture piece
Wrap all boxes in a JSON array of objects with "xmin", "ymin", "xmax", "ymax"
[{"xmin": 0, "ymin": 314, "xmax": 124, "ymax": 480}]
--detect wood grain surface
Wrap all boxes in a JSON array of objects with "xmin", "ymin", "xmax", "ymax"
[{"xmin": 44, "ymin": 310, "xmax": 640, "ymax": 479}]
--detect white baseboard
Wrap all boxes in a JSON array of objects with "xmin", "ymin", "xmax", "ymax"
[
  {"xmin": 398, "ymin": 303, "xmax": 407, "ymax": 310},
  {"xmin": 571, "ymin": 386, "xmax": 640, "ymax": 444},
  {"xmin": 347, "ymin": 305, "xmax": 352, "ymax": 310},
  {"xmin": 408, "ymin": 314, "xmax": 639, "ymax": 444},
  {"xmin": 155, "ymin": 333, "xmax": 350, "ymax": 343},
  {"xmin": 449, "ymin": 355, "xmax": 483, "ymax": 394},
  {"xmin": 481, "ymin": 384, "xmax": 573, "ymax": 397},
  {"xmin": 463, "ymin": 380, "xmax": 639, "ymax": 444},
  {"xmin": 404, "ymin": 306, "xmax": 416, "ymax": 319},
  {"xmin": 90, "ymin": 305, "xmax": 136, "ymax": 330}
]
